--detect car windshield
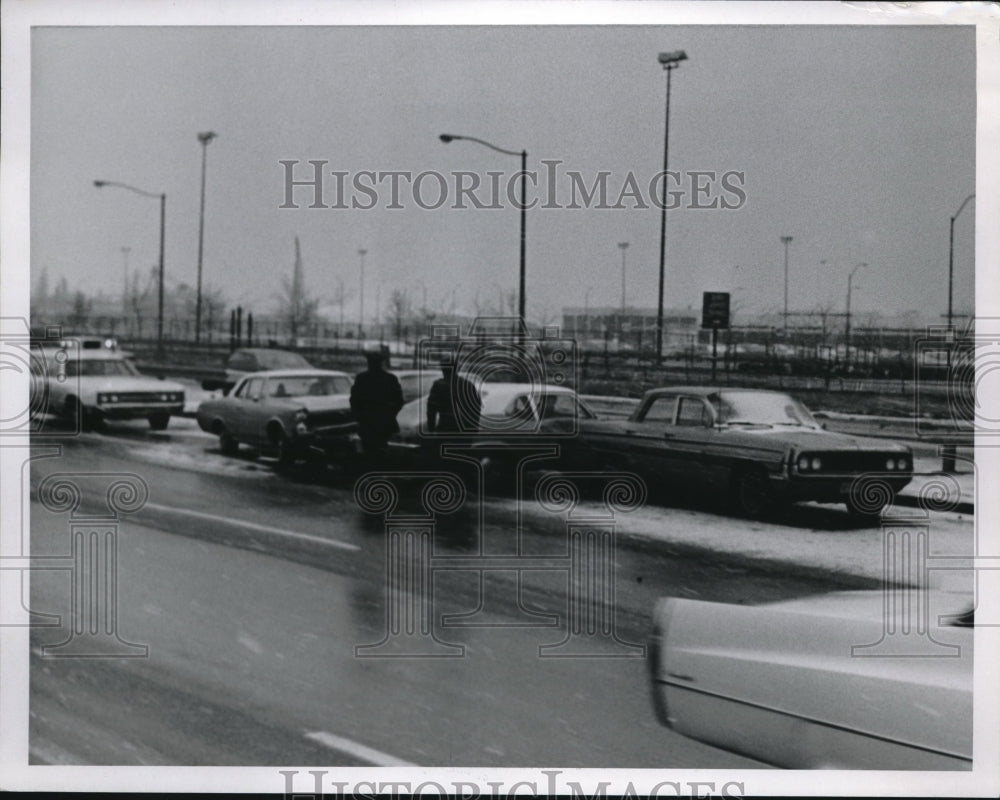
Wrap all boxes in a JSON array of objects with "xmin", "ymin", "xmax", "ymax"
[
  {"xmin": 266, "ymin": 374, "xmax": 351, "ymax": 398},
  {"xmin": 255, "ymin": 350, "xmax": 311, "ymax": 369},
  {"xmin": 713, "ymin": 391, "xmax": 818, "ymax": 427},
  {"xmin": 65, "ymin": 358, "xmax": 140, "ymax": 378}
]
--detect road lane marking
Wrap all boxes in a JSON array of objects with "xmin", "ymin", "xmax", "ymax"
[
  {"xmin": 142, "ymin": 502, "xmax": 360, "ymax": 552},
  {"xmin": 304, "ymin": 731, "xmax": 417, "ymax": 767}
]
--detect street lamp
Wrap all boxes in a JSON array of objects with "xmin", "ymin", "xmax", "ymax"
[
  {"xmin": 333, "ymin": 275, "xmax": 345, "ymax": 339},
  {"xmin": 618, "ymin": 242, "xmax": 629, "ymax": 314},
  {"xmin": 195, "ymin": 131, "xmax": 217, "ymax": 343},
  {"xmin": 440, "ymin": 133, "xmax": 527, "ymax": 329},
  {"xmin": 94, "ymin": 180, "xmax": 166, "ymax": 358},
  {"xmin": 120, "ymin": 246, "xmax": 131, "ymax": 316},
  {"xmin": 357, "ymin": 248, "xmax": 367, "ymax": 341},
  {"xmin": 655, "ymin": 49, "xmax": 687, "ymax": 361},
  {"xmin": 780, "ymin": 235, "xmax": 793, "ymax": 332},
  {"xmin": 845, "ymin": 262, "xmax": 867, "ymax": 367},
  {"xmin": 948, "ymin": 193, "xmax": 975, "ymax": 332}
]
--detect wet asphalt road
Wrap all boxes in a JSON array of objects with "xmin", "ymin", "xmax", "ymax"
[{"xmin": 24, "ymin": 419, "xmax": 882, "ymax": 767}]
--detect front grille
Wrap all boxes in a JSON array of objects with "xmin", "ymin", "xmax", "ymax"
[
  {"xmin": 101, "ymin": 392, "xmax": 180, "ymax": 403},
  {"xmin": 798, "ymin": 451, "xmax": 910, "ymax": 474}
]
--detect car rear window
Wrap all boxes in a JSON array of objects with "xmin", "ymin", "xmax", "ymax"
[
  {"xmin": 256, "ymin": 350, "xmax": 311, "ymax": 369},
  {"xmin": 266, "ymin": 374, "xmax": 351, "ymax": 397}
]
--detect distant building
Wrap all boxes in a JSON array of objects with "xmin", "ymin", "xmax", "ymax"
[{"xmin": 561, "ymin": 306, "xmax": 699, "ymax": 350}]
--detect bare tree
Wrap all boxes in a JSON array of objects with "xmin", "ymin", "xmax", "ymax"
[
  {"xmin": 277, "ymin": 236, "xmax": 319, "ymax": 342},
  {"xmin": 503, "ymin": 288, "xmax": 518, "ymax": 316},
  {"xmin": 68, "ymin": 291, "xmax": 92, "ymax": 330},
  {"xmin": 385, "ymin": 289, "xmax": 413, "ymax": 342}
]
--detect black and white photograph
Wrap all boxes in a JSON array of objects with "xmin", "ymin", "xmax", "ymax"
[{"xmin": 2, "ymin": 1, "xmax": 998, "ymax": 796}]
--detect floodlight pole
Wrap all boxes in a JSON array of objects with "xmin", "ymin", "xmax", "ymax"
[{"xmin": 655, "ymin": 50, "xmax": 687, "ymax": 362}]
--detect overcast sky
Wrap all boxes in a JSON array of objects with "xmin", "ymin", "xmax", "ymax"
[{"xmin": 28, "ymin": 18, "xmax": 976, "ymax": 325}]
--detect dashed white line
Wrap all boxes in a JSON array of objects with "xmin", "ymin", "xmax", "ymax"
[
  {"xmin": 304, "ymin": 730, "xmax": 417, "ymax": 766},
  {"xmin": 142, "ymin": 502, "xmax": 360, "ymax": 552}
]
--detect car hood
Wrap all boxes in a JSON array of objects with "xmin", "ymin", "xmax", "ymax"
[{"xmin": 77, "ymin": 376, "xmax": 185, "ymax": 393}]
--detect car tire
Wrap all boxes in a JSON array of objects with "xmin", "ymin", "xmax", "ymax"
[
  {"xmin": 731, "ymin": 467, "xmax": 773, "ymax": 518},
  {"xmin": 218, "ymin": 428, "xmax": 239, "ymax": 456},
  {"xmin": 148, "ymin": 413, "xmax": 170, "ymax": 431},
  {"xmin": 273, "ymin": 430, "xmax": 297, "ymax": 467},
  {"xmin": 64, "ymin": 396, "xmax": 95, "ymax": 432}
]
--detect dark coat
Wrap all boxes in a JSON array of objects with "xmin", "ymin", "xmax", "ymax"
[
  {"xmin": 426, "ymin": 373, "xmax": 481, "ymax": 433},
  {"xmin": 350, "ymin": 368, "xmax": 404, "ymax": 440}
]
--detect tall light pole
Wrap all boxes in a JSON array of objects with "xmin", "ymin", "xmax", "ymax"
[
  {"xmin": 195, "ymin": 131, "xmax": 217, "ymax": 343},
  {"xmin": 780, "ymin": 235, "xmax": 793, "ymax": 332},
  {"xmin": 95, "ymin": 180, "xmax": 166, "ymax": 358},
  {"xmin": 618, "ymin": 242, "xmax": 629, "ymax": 314},
  {"xmin": 440, "ymin": 133, "xmax": 527, "ymax": 331},
  {"xmin": 357, "ymin": 248, "xmax": 367, "ymax": 341},
  {"xmin": 948, "ymin": 193, "xmax": 975, "ymax": 332},
  {"xmin": 845, "ymin": 261, "xmax": 867, "ymax": 367},
  {"xmin": 334, "ymin": 275, "xmax": 345, "ymax": 339},
  {"xmin": 655, "ymin": 50, "xmax": 687, "ymax": 362},
  {"xmin": 120, "ymin": 246, "xmax": 131, "ymax": 316}
]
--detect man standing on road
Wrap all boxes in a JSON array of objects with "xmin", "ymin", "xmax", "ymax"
[
  {"xmin": 426, "ymin": 358, "xmax": 482, "ymax": 434},
  {"xmin": 350, "ymin": 345, "xmax": 404, "ymax": 457}
]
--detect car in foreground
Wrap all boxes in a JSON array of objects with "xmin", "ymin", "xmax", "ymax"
[
  {"xmin": 196, "ymin": 369, "xmax": 356, "ymax": 465},
  {"xmin": 567, "ymin": 386, "xmax": 912, "ymax": 517},
  {"xmin": 40, "ymin": 338, "xmax": 184, "ymax": 430},
  {"xmin": 647, "ymin": 589, "xmax": 973, "ymax": 769},
  {"xmin": 201, "ymin": 347, "xmax": 314, "ymax": 393}
]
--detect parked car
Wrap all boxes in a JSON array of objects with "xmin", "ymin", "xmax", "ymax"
[
  {"xmin": 566, "ymin": 386, "xmax": 912, "ymax": 517},
  {"xmin": 201, "ymin": 347, "xmax": 314, "ymax": 393},
  {"xmin": 648, "ymin": 589, "xmax": 973, "ymax": 769},
  {"xmin": 196, "ymin": 369, "xmax": 356, "ymax": 465},
  {"xmin": 389, "ymin": 369, "xmax": 443, "ymax": 403},
  {"xmin": 39, "ymin": 338, "xmax": 184, "ymax": 430},
  {"xmin": 390, "ymin": 381, "xmax": 597, "ymax": 482}
]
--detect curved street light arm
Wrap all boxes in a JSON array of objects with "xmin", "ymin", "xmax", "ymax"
[
  {"xmin": 953, "ymin": 193, "xmax": 975, "ymax": 222},
  {"xmin": 93, "ymin": 180, "xmax": 163, "ymax": 200},
  {"xmin": 439, "ymin": 133, "xmax": 522, "ymax": 158}
]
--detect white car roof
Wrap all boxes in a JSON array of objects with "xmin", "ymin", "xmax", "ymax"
[{"xmin": 238, "ymin": 368, "xmax": 351, "ymax": 380}]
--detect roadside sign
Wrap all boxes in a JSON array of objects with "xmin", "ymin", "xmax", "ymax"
[{"xmin": 701, "ymin": 292, "xmax": 730, "ymax": 330}]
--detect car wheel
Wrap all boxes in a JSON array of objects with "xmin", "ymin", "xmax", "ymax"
[
  {"xmin": 218, "ymin": 428, "xmax": 239, "ymax": 456},
  {"xmin": 731, "ymin": 467, "xmax": 773, "ymax": 518},
  {"xmin": 64, "ymin": 396, "xmax": 95, "ymax": 432},
  {"xmin": 148, "ymin": 413, "xmax": 170, "ymax": 431},
  {"xmin": 273, "ymin": 431, "xmax": 297, "ymax": 467}
]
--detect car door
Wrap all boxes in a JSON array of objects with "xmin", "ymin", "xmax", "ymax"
[
  {"xmin": 618, "ymin": 393, "xmax": 680, "ymax": 478},
  {"xmin": 670, "ymin": 395, "xmax": 717, "ymax": 489},
  {"xmin": 232, "ymin": 376, "xmax": 265, "ymax": 442}
]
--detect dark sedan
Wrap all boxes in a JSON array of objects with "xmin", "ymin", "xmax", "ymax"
[
  {"xmin": 201, "ymin": 347, "xmax": 314, "ymax": 393},
  {"xmin": 568, "ymin": 387, "xmax": 912, "ymax": 517}
]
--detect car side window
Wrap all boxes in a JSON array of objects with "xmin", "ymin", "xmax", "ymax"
[
  {"xmin": 676, "ymin": 397, "xmax": 710, "ymax": 427},
  {"xmin": 642, "ymin": 396, "xmax": 676, "ymax": 423},
  {"xmin": 245, "ymin": 377, "xmax": 264, "ymax": 400},
  {"xmin": 232, "ymin": 379, "xmax": 248, "ymax": 398},
  {"xmin": 539, "ymin": 393, "xmax": 577, "ymax": 419},
  {"xmin": 507, "ymin": 395, "xmax": 536, "ymax": 421}
]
